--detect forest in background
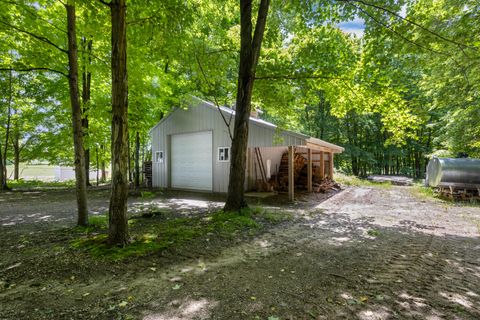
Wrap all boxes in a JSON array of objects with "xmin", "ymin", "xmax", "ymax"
[{"xmin": 0, "ymin": 0, "xmax": 478, "ymax": 182}]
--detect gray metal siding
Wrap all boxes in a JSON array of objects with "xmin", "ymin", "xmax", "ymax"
[{"xmin": 150, "ymin": 100, "xmax": 306, "ymax": 192}]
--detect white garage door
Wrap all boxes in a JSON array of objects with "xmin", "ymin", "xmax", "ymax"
[{"xmin": 171, "ymin": 131, "xmax": 213, "ymax": 191}]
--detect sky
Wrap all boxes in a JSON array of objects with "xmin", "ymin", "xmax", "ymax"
[
  {"xmin": 337, "ymin": 5, "xmax": 407, "ymax": 38},
  {"xmin": 337, "ymin": 17, "xmax": 366, "ymax": 38}
]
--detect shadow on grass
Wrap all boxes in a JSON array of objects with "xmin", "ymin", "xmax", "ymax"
[{"xmin": 70, "ymin": 208, "xmax": 292, "ymax": 261}]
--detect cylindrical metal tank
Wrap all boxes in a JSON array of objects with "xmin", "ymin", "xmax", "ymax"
[{"xmin": 426, "ymin": 157, "xmax": 480, "ymax": 187}]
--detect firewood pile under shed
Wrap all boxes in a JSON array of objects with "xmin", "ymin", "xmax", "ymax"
[{"xmin": 253, "ymin": 148, "xmax": 341, "ymax": 193}]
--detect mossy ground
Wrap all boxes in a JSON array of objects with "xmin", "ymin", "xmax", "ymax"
[{"xmin": 71, "ymin": 208, "xmax": 291, "ymax": 261}]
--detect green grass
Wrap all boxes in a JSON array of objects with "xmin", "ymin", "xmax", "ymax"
[
  {"xmin": 140, "ymin": 191, "xmax": 156, "ymax": 199},
  {"xmin": 410, "ymin": 184, "xmax": 437, "ymax": 199},
  {"xmin": 70, "ymin": 208, "xmax": 288, "ymax": 261},
  {"xmin": 410, "ymin": 184, "xmax": 480, "ymax": 207},
  {"xmin": 8, "ymin": 178, "xmax": 76, "ymax": 189},
  {"xmin": 367, "ymin": 229, "xmax": 381, "ymax": 237},
  {"xmin": 335, "ymin": 173, "xmax": 392, "ymax": 188}
]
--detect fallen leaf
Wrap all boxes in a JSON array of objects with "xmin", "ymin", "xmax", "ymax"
[
  {"xmin": 118, "ymin": 301, "xmax": 128, "ymax": 307},
  {"xmin": 360, "ymin": 296, "xmax": 368, "ymax": 302}
]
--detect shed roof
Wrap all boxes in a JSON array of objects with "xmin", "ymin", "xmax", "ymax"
[{"xmin": 150, "ymin": 96, "xmax": 344, "ymax": 153}]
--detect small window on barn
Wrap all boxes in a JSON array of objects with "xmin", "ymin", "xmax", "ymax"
[
  {"xmin": 155, "ymin": 151, "xmax": 164, "ymax": 163},
  {"xmin": 218, "ymin": 147, "xmax": 230, "ymax": 162}
]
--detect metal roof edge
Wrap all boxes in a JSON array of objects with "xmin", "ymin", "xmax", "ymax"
[{"xmin": 307, "ymin": 137, "xmax": 345, "ymax": 153}]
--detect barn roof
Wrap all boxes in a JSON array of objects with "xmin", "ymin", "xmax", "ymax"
[{"xmin": 150, "ymin": 96, "xmax": 344, "ymax": 153}]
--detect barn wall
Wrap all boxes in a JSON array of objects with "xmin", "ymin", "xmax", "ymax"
[{"xmin": 150, "ymin": 99, "xmax": 307, "ymax": 192}]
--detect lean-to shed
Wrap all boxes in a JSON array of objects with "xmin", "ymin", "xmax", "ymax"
[{"xmin": 149, "ymin": 97, "xmax": 344, "ymax": 197}]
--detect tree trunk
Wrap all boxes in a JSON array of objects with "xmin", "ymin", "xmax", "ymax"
[
  {"xmin": 108, "ymin": 0, "xmax": 129, "ymax": 246},
  {"xmin": 0, "ymin": 141, "xmax": 4, "ymax": 191},
  {"xmin": 127, "ymin": 133, "xmax": 132, "ymax": 182},
  {"xmin": 2, "ymin": 69, "xmax": 12, "ymax": 189},
  {"xmin": 96, "ymin": 146, "xmax": 99, "ymax": 186},
  {"xmin": 101, "ymin": 144, "xmax": 106, "ymax": 182},
  {"xmin": 82, "ymin": 37, "xmax": 92, "ymax": 186},
  {"xmin": 13, "ymin": 131, "xmax": 19, "ymax": 180},
  {"xmin": 66, "ymin": 1, "xmax": 88, "ymax": 226},
  {"xmin": 224, "ymin": 0, "xmax": 270, "ymax": 212},
  {"xmin": 134, "ymin": 131, "xmax": 140, "ymax": 188}
]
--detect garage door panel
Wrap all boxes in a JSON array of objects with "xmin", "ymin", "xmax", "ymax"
[{"xmin": 171, "ymin": 131, "xmax": 213, "ymax": 191}]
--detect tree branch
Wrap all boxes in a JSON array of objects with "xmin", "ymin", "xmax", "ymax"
[
  {"xmin": 98, "ymin": 0, "xmax": 111, "ymax": 6},
  {"xmin": 195, "ymin": 54, "xmax": 234, "ymax": 140},
  {"xmin": 251, "ymin": 0, "xmax": 270, "ymax": 68},
  {"xmin": 339, "ymin": 0, "xmax": 477, "ymax": 51},
  {"xmin": 255, "ymin": 74, "xmax": 353, "ymax": 81},
  {"xmin": 351, "ymin": 3, "xmax": 449, "ymax": 57},
  {"xmin": 0, "ymin": 0, "xmax": 67, "ymax": 34},
  {"xmin": 0, "ymin": 67, "xmax": 68, "ymax": 78},
  {"xmin": 0, "ymin": 19, "xmax": 68, "ymax": 54}
]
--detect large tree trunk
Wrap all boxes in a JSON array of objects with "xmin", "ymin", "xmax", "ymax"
[
  {"xmin": 134, "ymin": 131, "xmax": 140, "ymax": 188},
  {"xmin": 108, "ymin": 0, "xmax": 129, "ymax": 246},
  {"xmin": 66, "ymin": 1, "xmax": 88, "ymax": 226},
  {"xmin": 224, "ymin": 0, "xmax": 270, "ymax": 212},
  {"xmin": 2, "ymin": 70, "xmax": 12, "ymax": 189},
  {"xmin": 82, "ymin": 37, "xmax": 92, "ymax": 186}
]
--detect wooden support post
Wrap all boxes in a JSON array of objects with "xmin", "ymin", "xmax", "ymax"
[
  {"xmin": 329, "ymin": 152, "xmax": 334, "ymax": 179},
  {"xmin": 319, "ymin": 151, "xmax": 325, "ymax": 179},
  {"xmin": 288, "ymin": 146, "xmax": 294, "ymax": 201},
  {"xmin": 307, "ymin": 148, "xmax": 312, "ymax": 192}
]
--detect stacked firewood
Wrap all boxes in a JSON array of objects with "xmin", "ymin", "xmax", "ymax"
[
  {"xmin": 270, "ymin": 151, "xmax": 306, "ymax": 191},
  {"xmin": 312, "ymin": 178, "xmax": 341, "ymax": 193},
  {"xmin": 271, "ymin": 151, "xmax": 340, "ymax": 193}
]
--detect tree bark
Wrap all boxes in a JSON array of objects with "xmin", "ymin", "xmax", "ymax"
[
  {"xmin": 81, "ymin": 37, "xmax": 92, "ymax": 186},
  {"xmin": 66, "ymin": 1, "xmax": 88, "ymax": 226},
  {"xmin": 224, "ymin": 0, "xmax": 270, "ymax": 212},
  {"xmin": 0, "ymin": 141, "xmax": 4, "ymax": 191},
  {"xmin": 2, "ymin": 69, "xmax": 12, "ymax": 189},
  {"xmin": 13, "ymin": 131, "xmax": 19, "ymax": 180},
  {"xmin": 101, "ymin": 144, "xmax": 106, "ymax": 182},
  {"xmin": 134, "ymin": 131, "xmax": 140, "ymax": 188},
  {"xmin": 108, "ymin": 0, "xmax": 129, "ymax": 245}
]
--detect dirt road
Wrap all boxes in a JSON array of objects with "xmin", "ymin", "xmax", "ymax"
[{"xmin": 1, "ymin": 186, "xmax": 480, "ymax": 319}]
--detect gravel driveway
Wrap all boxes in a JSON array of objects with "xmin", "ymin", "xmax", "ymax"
[{"xmin": 1, "ymin": 185, "xmax": 480, "ymax": 319}]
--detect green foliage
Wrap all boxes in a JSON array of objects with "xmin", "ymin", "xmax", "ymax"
[{"xmin": 0, "ymin": 0, "xmax": 478, "ymax": 182}]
